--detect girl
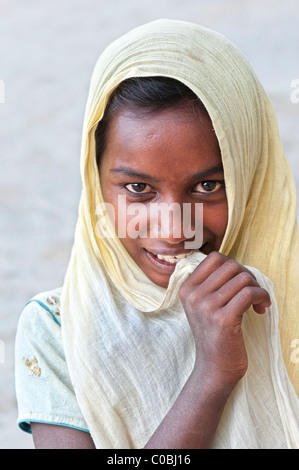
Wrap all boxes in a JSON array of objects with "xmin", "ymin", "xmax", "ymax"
[{"xmin": 15, "ymin": 19, "xmax": 299, "ymax": 449}]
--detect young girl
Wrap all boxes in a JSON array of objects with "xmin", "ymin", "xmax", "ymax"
[{"xmin": 15, "ymin": 19, "xmax": 299, "ymax": 449}]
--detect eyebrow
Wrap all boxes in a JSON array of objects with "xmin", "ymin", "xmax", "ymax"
[
  {"xmin": 110, "ymin": 167, "xmax": 160, "ymax": 182},
  {"xmin": 191, "ymin": 164, "xmax": 224, "ymax": 180},
  {"xmin": 110, "ymin": 164, "xmax": 224, "ymax": 181}
]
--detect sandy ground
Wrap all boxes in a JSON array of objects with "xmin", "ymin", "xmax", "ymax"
[{"xmin": 0, "ymin": 0, "xmax": 298, "ymax": 449}]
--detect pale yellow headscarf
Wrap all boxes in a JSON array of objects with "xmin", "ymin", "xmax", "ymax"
[{"xmin": 61, "ymin": 20, "xmax": 299, "ymax": 448}]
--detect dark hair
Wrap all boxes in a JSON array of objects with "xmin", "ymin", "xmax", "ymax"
[{"xmin": 95, "ymin": 76, "xmax": 205, "ymax": 167}]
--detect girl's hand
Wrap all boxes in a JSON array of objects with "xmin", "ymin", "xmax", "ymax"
[{"xmin": 179, "ymin": 251, "xmax": 271, "ymax": 391}]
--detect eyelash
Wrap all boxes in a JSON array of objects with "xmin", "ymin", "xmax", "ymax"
[
  {"xmin": 122, "ymin": 183, "xmax": 152, "ymax": 198},
  {"xmin": 123, "ymin": 181, "xmax": 225, "ymax": 196},
  {"xmin": 193, "ymin": 180, "xmax": 225, "ymax": 194}
]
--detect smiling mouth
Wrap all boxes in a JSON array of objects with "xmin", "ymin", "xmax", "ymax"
[
  {"xmin": 150, "ymin": 250, "xmax": 197, "ymax": 264},
  {"xmin": 144, "ymin": 248, "xmax": 200, "ymax": 270}
]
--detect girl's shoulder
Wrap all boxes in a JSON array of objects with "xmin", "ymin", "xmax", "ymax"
[
  {"xmin": 21, "ymin": 287, "xmax": 62, "ymax": 328},
  {"xmin": 15, "ymin": 287, "xmax": 89, "ymax": 435},
  {"xmin": 15, "ymin": 287, "xmax": 63, "ymax": 378}
]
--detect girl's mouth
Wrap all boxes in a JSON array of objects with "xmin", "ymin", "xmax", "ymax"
[{"xmin": 144, "ymin": 248, "xmax": 198, "ymax": 272}]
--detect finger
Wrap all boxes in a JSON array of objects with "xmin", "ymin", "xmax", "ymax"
[
  {"xmin": 185, "ymin": 251, "xmax": 232, "ymax": 287},
  {"xmin": 210, "ymin": 271, "xmax": 261, "ymax": 309},
  {"xmin": 253, "ymin": 297, "xmax": 272, "ymax": 314},
  {"xmin": 187, "ymin": 252, "xmax": 256, "ymax": 294},
  {"xmin": 222, "ymin": 285, "xmax": 271, "ymax": 319}
]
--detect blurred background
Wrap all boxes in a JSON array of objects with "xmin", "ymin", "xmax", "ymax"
[{"xmin": 0, "ymin": 0, "xmax": 298, "ymax": 448}]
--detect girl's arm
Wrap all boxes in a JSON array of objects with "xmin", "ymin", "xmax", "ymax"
[
  {"xmin": 144, "ymin": 251, "xmax": 271, "ymax": 448},
  {"xmin": 31, "ymin": 252, "xmax": 271, "ymax": 449},
  {"xmin": 31, "ymin": 422, "xmax": 96, "ymax": 449}
]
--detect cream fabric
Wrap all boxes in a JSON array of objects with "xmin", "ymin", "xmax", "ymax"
[
  {"xmin": 60, "ymin": 19, "xmax": 299, "ymax": 448},
  {"xmin": 15, "ymin": 288, "xmax": 89, "ymax": 434}
]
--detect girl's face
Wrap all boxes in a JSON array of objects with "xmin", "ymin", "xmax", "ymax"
[{"xmin": 99, "ymin": 102, "xmax": 228, "ymax": 288}]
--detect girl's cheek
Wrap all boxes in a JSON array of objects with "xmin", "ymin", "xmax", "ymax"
[
  {"xmin": 115, "ymin": 206, "xmax": 149, "ymax": 239},
  {"xmin": 202, "ymin": 205, "xmax": 228, "ymax": 240}
]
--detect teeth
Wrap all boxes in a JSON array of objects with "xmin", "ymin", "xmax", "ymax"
[
  {"xmin": 156, "ymin": 250, "xmax": 196, "ymax": 263},
  {"xmin": 157, "ymin": 255, "xmax": 177, "ymax": 263}
]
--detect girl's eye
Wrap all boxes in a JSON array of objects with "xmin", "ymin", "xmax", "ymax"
[
  {"xmin": 194, "ymin": 180, "xmax": 224, "ymax": 193},
  {"xmin": 125, "ymin": 183, "xmax": 151, "ymax": 194}
]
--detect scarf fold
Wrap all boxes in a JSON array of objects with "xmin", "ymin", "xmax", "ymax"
[{"xmin": 60, "ymin": 19, "xmax": 299, "ymax": 448}]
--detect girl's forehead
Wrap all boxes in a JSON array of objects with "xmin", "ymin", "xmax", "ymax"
[
  {"xmin": 100, "ymin": 105, "xmax": 223, "ymax": 181},
  {"xmin": 105, "ymin": 103, "xmax": 218, "ymax": 149}
]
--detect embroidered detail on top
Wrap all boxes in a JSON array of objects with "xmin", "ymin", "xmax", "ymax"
[
  {"xmin": 47, "ymin": 295, "xmax": 59, "ymax": 308},
  {"xmin": 25, "ymin": 299, "xmax": 61, "ymax": 326},
  {"xmin": 47, "ymin": 296, "xmax": 60, "ymax": 315},
  {"xmin": 23, "ymin": 356, "xmax": 41, "ymax": 376},
  {"xmin": 47, "ymin": 296, "xmax": 57, "ymax": 305}
]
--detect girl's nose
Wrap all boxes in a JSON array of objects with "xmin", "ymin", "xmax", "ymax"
[{"xmin": 148, "ymin": 200, "xmax": 202, "ymax": 247}]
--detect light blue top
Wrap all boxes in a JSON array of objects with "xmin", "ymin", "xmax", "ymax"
[{"xmin": 15, "ymin": 287, "xmax": 89, "ymax": 434}]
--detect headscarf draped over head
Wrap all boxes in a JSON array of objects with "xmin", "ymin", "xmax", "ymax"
[{"xmin": 61, "ymin": 20, "xmax": 299, "ymax": 448}]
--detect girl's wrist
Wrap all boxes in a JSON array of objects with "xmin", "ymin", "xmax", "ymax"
[{"xmin": 191, "ymin": 359, "xmax": 240, "ymax": 401}]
